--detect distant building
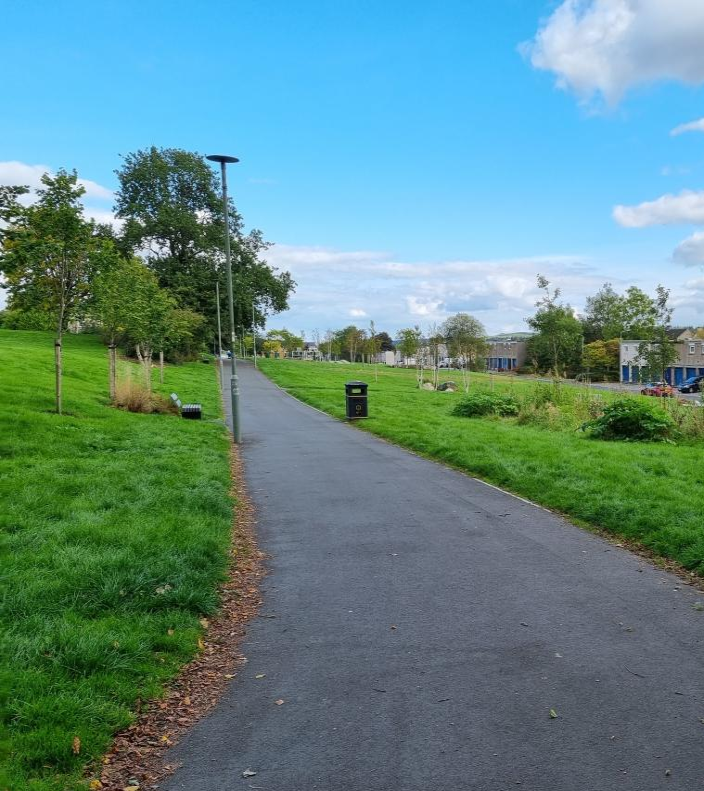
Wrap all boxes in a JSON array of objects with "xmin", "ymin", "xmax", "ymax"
[
  {"xmin": 620, "ymin": 328, "xmax": 704, "ymax": 385},
  {"xmin": 485, "ymin": 337, "xmax": 528, "ymax": 372}
]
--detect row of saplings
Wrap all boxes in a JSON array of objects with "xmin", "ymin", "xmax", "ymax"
[{"xmin": 450, "ymin": 385, "xmax": 698, "ymax": 442}]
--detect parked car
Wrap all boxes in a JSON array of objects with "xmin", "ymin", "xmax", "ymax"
[
  {"xmin": 678, "ymin": 375, "xmax": 704, "ymax": 394},
  {"xmin": 640, "ymin": 381, "xmax": 674, "ymax": 397}
]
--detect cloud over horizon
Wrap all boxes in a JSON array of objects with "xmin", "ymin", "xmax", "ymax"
[{"xmin": 263, "ymin": 243, "xmax": 629, "ymax": 335}]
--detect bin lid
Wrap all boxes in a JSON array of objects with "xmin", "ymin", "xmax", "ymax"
[{"xmin": 345, "ymin": 380, "xmax": 368, "ymax": 386}]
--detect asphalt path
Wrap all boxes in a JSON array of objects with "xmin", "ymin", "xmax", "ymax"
[{"xmin": 164, "ymin": 361, "xmax": 704, "ymax": 791}]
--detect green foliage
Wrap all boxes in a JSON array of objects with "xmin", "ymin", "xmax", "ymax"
[
  {"xmin": 0, "ymin": 307, "xmax": 56, "ymax": 331},
  {"xmin": 441, "ymin": 313, "xmax": 488, "ymax": 367},
  {"xmin": 526, "ymin": 277, "xmax": 583, "ymax": 376},
  {"xmin": 396, "ymin": 326, "xmax": 421, "ymax": 362},
  {"xmin": 0, "ymin": 330, "xmax": 231, "ymax": 791},
  {"xmin": 452, "ymin": 391, "xmax": 519, "ymax": 417},
  {"xmin": 582, "ymin": 339, "xmax": 620, "ymax": 380},
  {"xmin": 114, "ymin": 147, "xmax": 294, "ymax": 338},
  {"xmin": 637, "ymin": 326, "xmax": 680, "ymax": 383},
  {"xmin": 0, "ymin": 170, "xmax": 115, "ymax": 334},
  {"xmin": 582, "ymin": 398, "xmax": 675, "ymax": 442},
  {"xmin": 267, "ymin": 327, "xmax": 303, "ymax": 357}
]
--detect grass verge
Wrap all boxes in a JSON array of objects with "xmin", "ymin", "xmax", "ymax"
[
  {"xmin": 0, "ymin": 330, "xmax": 232, "ymax": 791},
  {"xmin": 257, "ymin": 359, "xmax": 704, "ymax": 576}
]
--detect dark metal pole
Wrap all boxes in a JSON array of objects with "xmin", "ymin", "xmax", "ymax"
[
  {"xmin": 252, "ymin": 299, "xmax": 258, "ymax": 369},
  {"xmin": 205, "ymin": 155, "xmax": 242, "ymax": 442},
  {"xmin": 220, "ymin": 160, "xmax": 241, "ymax": 442},
  {"xmin": 216, "ymin": 279, "xmax": 223, "ymax": 384}
]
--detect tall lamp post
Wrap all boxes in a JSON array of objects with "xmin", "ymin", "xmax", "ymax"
[{"xmin": 206, "ymin": 153, "xmax": 241, "ymax": 443}]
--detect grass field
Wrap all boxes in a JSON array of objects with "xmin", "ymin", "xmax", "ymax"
[
  {"xmin": 0, "ymin": 330, "xmax": 232, "ymax": 791},
  {"xmin": 258, "ymin": 359, "xmax": 704, "ymax": 575}
]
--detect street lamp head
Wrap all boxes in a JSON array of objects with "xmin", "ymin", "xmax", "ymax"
[{"xmin": 206, "ymin": 154, "xmax": 239, "ymax": 164}]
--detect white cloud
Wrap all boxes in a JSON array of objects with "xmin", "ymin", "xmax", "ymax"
[
  {"xmin": 263, "ymin": 243, "xmax": 614, "ymax": 335},
  {"xmin": 0, "ymin": 160, "xmax": 117, "ymax": 227},
  {"xmin": 524, "ymin": 0, "xmax": 704, "ymax": 105},
  {"xmin": 406, "ymin": 296, "xmax": 444, "ymax": 318},
  {"xmin": 673, "ymin": 231, "xmax": 704, "ymax": 265},
  {"xmin": 349, "ymin": 308, "xmax": 367, "ymax": 317},
  {"xmin": 613, "ymin": 190, "xmax": 704, "ymax": 227},
  {"xmin": 671, "ymin": 117, "xmax": 704, "ymax": 136},
  {"xmin": 0, "ymin": 161, "xmax": 113, "ymax": 199}
]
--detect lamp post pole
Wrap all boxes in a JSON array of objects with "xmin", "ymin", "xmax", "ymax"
[
  {"xmin": 215, "ymin": 279, "xmax": 223, "ymax": 383},
  {"xmin": 207, "ymin": 153, "xmax": 241, "ymax": 443}
]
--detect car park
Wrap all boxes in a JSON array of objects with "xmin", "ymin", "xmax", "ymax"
[
  {"xmin": 678, "ymin": 375, "xmax": 704, "ymax": 394},
  {"xmin": 640, "ymin": 381, "xmax": 675, "ymax": 397}
]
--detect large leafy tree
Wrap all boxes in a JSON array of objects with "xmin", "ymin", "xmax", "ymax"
[
  {"xmin": 114, "ymin": 147, "xmax": 294, "ymax": 341},
  {"xmin": 582, "ymin": 283, "xmax": 624, "ymax": 342},
  {"xmin": 0, "ymin": 171, "xmax": 116, "ymax": 413},
  {"xmin": 582, "ymin": 283, "xmax": 665, "ymax": 342}
]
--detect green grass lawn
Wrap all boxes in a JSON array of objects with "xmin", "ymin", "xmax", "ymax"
[
  {"xmin": 0, "ymin": 330, "xmax": 232, "ymax": 791},
  {"xmin": 258, "ymin": 359, "xmax": 704, "ymax": 575}
]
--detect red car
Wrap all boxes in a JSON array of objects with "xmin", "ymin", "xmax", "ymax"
[{"xmin": 640, "ymin": 381, "xmax": 674, "ymax": 397}]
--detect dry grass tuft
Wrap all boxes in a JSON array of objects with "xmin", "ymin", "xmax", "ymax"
[{"xmin": 114, "ymin": 379, "xmax": 178, "ymax": 414}]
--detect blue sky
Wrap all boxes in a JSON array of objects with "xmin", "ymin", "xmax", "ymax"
[{"xmin": 3, "ymin": 0, "xmax": 704, "ymax": 335}]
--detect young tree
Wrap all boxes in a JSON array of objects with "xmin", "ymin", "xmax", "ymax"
[
  {"xmin": 397, "ymin": 326, "xmax": 421, "ymax": 369},
  {"xmin": 636, "ymin": 286, "xmax": 678, "ymax": 382},
  {"xmin": 368, "ymin": 320, "xmax": 381, "ymax": 380},
  {"xmin": 92, "ymin": 256, "xmax": 146, "ymax": 400},
  {"xmin": 441, "ymin": 313, "xmax": 487, "ymax": 392},
  {"xmin": 339, "ymin": 325, "xmax": 365, "ymax": 363},
  {"xmin": 426, "ymin": 323, "xmax": 445, "ymax": 389},
  {"xmin": 0, "ymin": 171, "xmax": 113, "ymax": 413},
  {"xmin": 526, "ymin": 276, "xmax": 583, "ymax": 377},
  {"xmin": 323, "ymin": 328, "xmax": 339, "ymax": 361},
  {"xmin": 131, "ymin": 285, "xmax": 174, "ymax": 392}
]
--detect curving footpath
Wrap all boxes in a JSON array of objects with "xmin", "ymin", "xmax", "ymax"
[{"xmin": 164, "ymin": 361, "xmax": 704, "ymax": 791}]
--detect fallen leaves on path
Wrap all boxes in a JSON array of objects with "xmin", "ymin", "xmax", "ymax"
[{"xmin": 93, "ymin": 444, "xmax": 265, "ymax": 791}]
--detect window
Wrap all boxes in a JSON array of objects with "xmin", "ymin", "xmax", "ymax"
[{"xmin": 690, "ymin": 343, "xmax": 696, "ymax": 354}]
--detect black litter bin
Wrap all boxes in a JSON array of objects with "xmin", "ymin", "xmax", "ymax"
[{"xmin": 345, "ymin": 381, "xmax": 368, "ymax": 419}]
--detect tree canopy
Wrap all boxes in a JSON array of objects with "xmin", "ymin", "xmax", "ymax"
[{"xmin": 114, "ymin": 147, "xmax": 294, "ymax": 338}]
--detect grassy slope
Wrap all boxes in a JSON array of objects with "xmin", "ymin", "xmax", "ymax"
[
  {"xmin": 258, "ymin": 360, "xmax": 704, "ymax": 574},
  {"xmin": 0, "ymin": 331, "xmax": 232, "ymax": 791}
]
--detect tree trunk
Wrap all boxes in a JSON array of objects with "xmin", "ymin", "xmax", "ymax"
[
  {"xmin": 145, "ymin": 352, "xmax": 152, "ymax": 392},
  {"xmin": 109, "ymin": 343, "xmax": 116, "ymax": 402},
  {"xmin": 55, "ymin": 339, "xmax": 62, "ymax": 414},
  {"xmin": 159, "ymin": 350, "xmax": 164, "ymax": 384}
]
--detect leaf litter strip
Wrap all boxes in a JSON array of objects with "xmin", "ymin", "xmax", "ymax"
[{"xmin": 91, "ymin": 442, "xmax": 266, "ymax": 791}]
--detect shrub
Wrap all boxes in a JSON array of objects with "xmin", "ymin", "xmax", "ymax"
[
  {"xmin": 582, "ymin": 397, "xmax": 675, "ymax": 442},
  {"xmin": 114, "ymin": 380, "xmax": 178, "ymax": 415},
  {"xmin": 452, "ymin": 391, "xmax": 519, "ymax": 418},
  {"xmin": 0, "ymin": 308, "xmax": 55, "ymax": 331}
]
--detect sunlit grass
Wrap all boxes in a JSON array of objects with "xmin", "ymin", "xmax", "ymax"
[
  {"xmin": 258, "ymin": 359, "xmax": 704, "ymax": 575},
  {"xmin": 0, "ymin": 330, "xmax": 232, "ymax": 791}
]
